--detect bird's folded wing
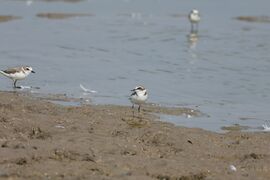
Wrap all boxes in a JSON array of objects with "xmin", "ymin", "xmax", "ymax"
[{"xmin": 3, "ymin": 67, "xmax": 21, "ymax": 74}]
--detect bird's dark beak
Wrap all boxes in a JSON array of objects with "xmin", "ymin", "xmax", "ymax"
[
  {"xmin": 31, "ymin": 70, "xmax": 35, "ymax": 73},
  {"xmin": 131, "ymin": 89, "xmax": 135, "ymax": 91}
]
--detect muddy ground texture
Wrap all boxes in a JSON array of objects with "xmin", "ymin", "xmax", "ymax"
[{"xmin": 0, "ymin": 91, "xmax": 269, "ymax": 179}]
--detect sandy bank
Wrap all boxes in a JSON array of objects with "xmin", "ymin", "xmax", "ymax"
[{"xmin": 0, "ymin": 91, "xmax": 269, "ymax": 179}]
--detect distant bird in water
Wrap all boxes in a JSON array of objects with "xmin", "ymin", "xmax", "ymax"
[
  {"xmin": 0, "ymin": 66, "xmax": 35, "ymax": 88},
  {"xmin": 130, "ymin": 85, "xmax": 148, "ymax": 113},
  {"xmin": 188, "ymin": 9, "xmax": 200, "ymax": 33}
]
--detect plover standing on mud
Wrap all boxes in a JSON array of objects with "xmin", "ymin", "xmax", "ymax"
[
  {"xmin": 188, "ymin": 9, "xmax": 200, "ymax": 33},
  {"xmin": 130, "ymin": 86, "xmax": 148, "ymax": 112},
  {"xmin": 0, "ymin": 66, "xmax": 35, "ymax": 88}
]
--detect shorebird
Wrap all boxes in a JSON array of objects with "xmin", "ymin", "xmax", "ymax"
[
  {"xmin": 188, "ymin": 9, "xmax": 200, "ymax": 33},
  {"xmin": 130, "ymin": 85, "xmax": 148, "ymax": 112},
  {"xmin": 0, "ymin": 66, "xmax": 35, "ymax": 88}
]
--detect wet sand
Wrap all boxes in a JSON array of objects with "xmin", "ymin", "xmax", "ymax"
[{"xmin": 0, "ymin": 91, "xmax": 269, "ymax": 179}]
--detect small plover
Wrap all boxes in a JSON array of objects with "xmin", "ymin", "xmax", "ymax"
[
  {"xmin": 130, "ymin": 85, "xmax": 148, "ymax": 112},
  {"xmin": 0, "ymin": 66, "xmax": 35, "ymax": 88},
  {"xmin": 188, "ymin": 9, "xmax": 200, "ymax": 33}
]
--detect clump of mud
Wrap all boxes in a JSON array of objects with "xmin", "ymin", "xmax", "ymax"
[
  {"xmin": 235, "ymin": 16, "xmax": 270, "ymax": 23},
  {"xmin": 0, "ymin": 15, "xmax": 21, "ymax": 23},
  {"xmin": 41, "ymin": 0, "xmax": 84, "ymax": 2},
  {"xmin": 221, "ymin": 124, "xmax": 250, "ymax": 131},
  {"xmin": 36, "ymin": 13, "xmax": 94, "ymax": 19}
]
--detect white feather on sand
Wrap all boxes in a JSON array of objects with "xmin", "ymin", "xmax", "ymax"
[{"xmin": 80, "ymin": 84, "xmax": 97, "ymax": 93}]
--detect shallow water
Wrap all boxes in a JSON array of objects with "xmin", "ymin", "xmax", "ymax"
[{"xmin": 0, "ymin": 0, "xmax": 270, "ymax": 132}]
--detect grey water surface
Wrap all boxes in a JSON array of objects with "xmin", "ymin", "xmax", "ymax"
[{"xmin": 0, "ymin": 0, "xmax": 270, "ymax": 132}]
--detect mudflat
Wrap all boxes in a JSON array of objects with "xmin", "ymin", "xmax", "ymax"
[{"xmin": 0, "ymin": 91, "xmax": 269, "ymax": 179}]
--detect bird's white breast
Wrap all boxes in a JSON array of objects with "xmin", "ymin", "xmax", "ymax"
[
  {"xmin": 189, "ymin": 13, "xmax": 200, "ymax": 23},
  {"xmin": 8, "ymin": 71, "xmax": 28, "ymax": 80},
  {"xmin": 130, "ymin": 91, "xmax": 148, "ymax": 105}
]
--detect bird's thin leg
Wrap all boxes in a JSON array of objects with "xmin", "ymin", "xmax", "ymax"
[
  {"xmin": 13, "ymin": 80, "xmax": 21, "ymax": 89},
  {"xmin": 196, "ymin": 23, "xmax": 199, "ymax": 33},
  {"xmin": 138, "ymin": 105, "xmax": 141, "ymax": 113},
  {"xmin": 13, "ymin": 80, "xmax": 17, "ymax": 88},
  {"xmin": 131, "ymin": 104, "xmax": 135, "ymax": 117},
  {"xmin": 191, "ymin": 23, "xmax": 194, "ymax": 33}
]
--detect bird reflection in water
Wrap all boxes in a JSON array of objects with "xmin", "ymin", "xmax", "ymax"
[
  {"xmin": 187, "ymin": 32, "xmax": 199, "ymax": 50},
  {"xmin": 186, "ymin": 32, "xmax": 199, "ymax": 66}
]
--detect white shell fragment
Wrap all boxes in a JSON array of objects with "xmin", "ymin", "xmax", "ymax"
[
  {"xmin": 229, "ymin": 165, "xmax": 237, "ymax": 172},
  {"xmin": 262, "ymin": 122, "xmax": 270, "ymax": 132}
]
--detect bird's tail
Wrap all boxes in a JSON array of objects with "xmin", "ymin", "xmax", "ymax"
[{"xmin": 0, "ymin": 70, "xmax": 9, "ymax": 78}]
